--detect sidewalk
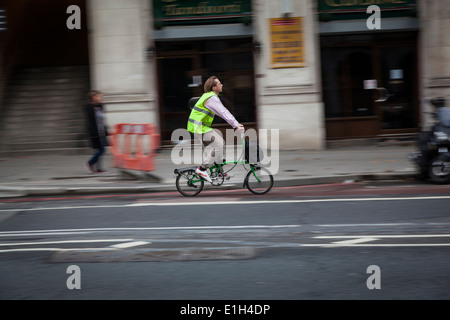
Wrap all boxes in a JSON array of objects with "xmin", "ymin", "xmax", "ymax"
[{"xmin": 0, "ymin": 144, "xmax": 419, "ymax": 198}]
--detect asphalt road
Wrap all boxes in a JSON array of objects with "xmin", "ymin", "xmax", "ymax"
[{"xmin": 1, "ymin": 181, "xmax": 450, "ymax": 304}]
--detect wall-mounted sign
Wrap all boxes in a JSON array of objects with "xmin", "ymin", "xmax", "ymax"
[
  {"xmin": 269, "ymin": 17, "xmax": 304, "ymax": 69},
  {"xmin": 153, "ymin": 0, "xmax": 252, "ymax": 28}
]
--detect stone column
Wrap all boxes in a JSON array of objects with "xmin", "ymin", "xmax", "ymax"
[
  {"xmin": 419, "ymin": 0, "xmax": 450, "ymax": 125},
  {"xmin": 86, "ymin": 0, "xmax": 158, "ymax": 129},
  {"xmin": 253, "ymin": 0, "xmax": 325, "ymax": 150}
]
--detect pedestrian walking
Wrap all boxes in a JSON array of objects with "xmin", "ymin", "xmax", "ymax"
[{"xmin": 85, "ymin": 90, "xmax": 108, "ymax": 173}]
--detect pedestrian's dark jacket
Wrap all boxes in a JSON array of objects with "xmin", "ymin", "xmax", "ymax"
[{"xmin": 86, "ymin": 103, "xmax": 108, "ymax": 149}]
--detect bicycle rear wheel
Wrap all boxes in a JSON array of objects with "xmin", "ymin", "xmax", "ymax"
[
  {"xmin": 245, "ymin": 166, "xmax": 273, "ymax": 195},
  {"xmin": 176, "ymin": 169, "xmax": 204, "ymax": 196}
]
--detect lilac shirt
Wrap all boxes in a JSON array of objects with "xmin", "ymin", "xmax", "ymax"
[{"xmin": 204, "ymin": 95, "xmax": 239, "ymax": 129}]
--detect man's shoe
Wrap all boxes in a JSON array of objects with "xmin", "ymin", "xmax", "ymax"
[
  {"xmin": 85, "ymin": 161, "xmax": 95, "ymax": 173},
  {"xmin": 195, "ymin": 167, "xmax": 212, "ymax": 183}
]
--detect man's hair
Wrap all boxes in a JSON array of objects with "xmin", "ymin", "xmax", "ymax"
[
  {"xmin": 204, "ymin": 76, "xmax": 218, "ymax": 93},
  {"xmin": 88, "ymin": 90, "xmax": 102, "ymax": 102}
]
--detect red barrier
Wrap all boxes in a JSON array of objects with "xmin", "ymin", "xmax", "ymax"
[{"xmin": 110, "ymin": 123, "xmax": 160, "ymax": 172}]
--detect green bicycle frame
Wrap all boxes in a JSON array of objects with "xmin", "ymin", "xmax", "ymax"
[{"xmin": 191, "ymin": 133, "xmax": 261, "ymax": 183}]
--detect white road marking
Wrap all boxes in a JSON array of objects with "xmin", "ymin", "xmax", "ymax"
[
  {"xmin": 0, "ymin": 225, "xmax": 299, "ymax": 253},
  {"xmin": 0, "ymin": 247, "xmax": 118, "ymax": 253},
  {"xmin": 0, "ymin": 225, "xmax": 301, "ymax": 237},
  {"xmin": 304, "ymin": 234, "xmax": 450, "ymax": 247},
  {"xmin": 0, "ymin": 204, "xmax": 120, "ymax": 212},
  {"xmin": 301, "ymin": 243, "xmax": 450, "ymax": 247},
  {"xmin": 0, "ymin": 239, "xmax": 149, "ymax": 253},
  {"xmin": 1, "ymin": 195, "xmax": 450, "ymax": 213},
  {"xmin": 316, "ymin": 223, "xmax": 417, "ymax": 227},
  {"xmin": 330, "ymin": 237, "xmax": 379, "ymax": 245},
  {"xmin": 2, "ymin": 225, "xmax": 450, "ymax": 253},
  {"xmin": 0, "ymin": 231, "xmax": 91, "ymax": 237},
  {"xmin": 109, "ymin": 241, "xmax": 150, "ymax": 249},
  {"xmin": 128, "ymin": 195, "xmax": 450, "ymax": 207},
  {"xmin": 315, "ymin": 234, "xmax": 450, "ymax": 239},
  {"xmin": 0, "ymin": 239, "xmax": 134, "ymax": 247}
]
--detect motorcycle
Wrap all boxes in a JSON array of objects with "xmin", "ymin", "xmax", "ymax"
[{"xmin": 410, "ymin": 97, "xmax": 450, "ymax": 184}]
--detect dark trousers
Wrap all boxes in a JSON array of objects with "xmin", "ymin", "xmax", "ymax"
[{"xmin": 88, "ymin": 145, "xmax": 105, "ymax": 169}]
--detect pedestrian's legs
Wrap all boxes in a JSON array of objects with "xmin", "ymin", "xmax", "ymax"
[
  {"xmin": 202, "ymin": 129, "xmax": 224, "ymax": 168},
  {"xmin": 88, "ymin": 145, "xmax": 105, "ymax": 169}
]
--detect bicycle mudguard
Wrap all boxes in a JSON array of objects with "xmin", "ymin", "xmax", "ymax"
[{"xmin": 174, "ymin": 167, "xmax": 198, "ymax": 175}]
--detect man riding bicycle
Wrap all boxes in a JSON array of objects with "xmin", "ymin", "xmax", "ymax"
[{"xmin": 187, "ymin": 76, "xmax": 244, "ymax": 183}]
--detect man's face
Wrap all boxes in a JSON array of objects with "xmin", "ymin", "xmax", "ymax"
[
  {"xmin": 93, "ymin": 94, "xmax": 103, "ymax": 104},
  {"xmin": 213, "ymin": 80, "xmax": 223, "ymax": 93}
]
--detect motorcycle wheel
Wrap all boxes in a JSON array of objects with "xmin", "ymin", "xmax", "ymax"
[
  {"xmin": 410, "ymin": 153, "xmax": 429, "ymax": 180},
  {"xmin": 429, "ymin": 155, "xmax": 450, "ymax": 184}
]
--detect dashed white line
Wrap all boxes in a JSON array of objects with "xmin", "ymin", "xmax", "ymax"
[
  {"xmin": 331, "ymin": 237, "xmax": 379, "ymax": 245},
  {"xmin": 109, "ymin": 241, "xmax": 150, "ymax": 249},
  {"xmin": 303, "ymin": 234, "xmax": 450, "ymax": 247}
]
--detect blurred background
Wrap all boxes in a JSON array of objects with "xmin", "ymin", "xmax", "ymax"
[{"xmin": 0, "ymin": 0, "xmax": 449, "ymax": 155}]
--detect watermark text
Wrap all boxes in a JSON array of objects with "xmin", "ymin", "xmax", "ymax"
[
  {"xmin": 171, "ymin": 128, "xmax": 279, "ymax": 175},
  {"xmin": 66, "ymin": 5, "xmax": 81, "ymax": 30}
]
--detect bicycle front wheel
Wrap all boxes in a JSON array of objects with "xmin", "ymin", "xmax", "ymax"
[
  {"xmin": 245, "ymin": 166, "xmax": 273, "ymax": 195},
  {"xmin": 176, "ymin": 169, "xmax": 204, "ymax": 197}
]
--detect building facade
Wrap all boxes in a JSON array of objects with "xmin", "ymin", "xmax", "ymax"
[
  {"xmin": 2, "ymin": 0, "xmax": 450, "ymax": 152},
  {"xmin": 87, "ymin": 0, "xmax": 325, "ymax": 150}
]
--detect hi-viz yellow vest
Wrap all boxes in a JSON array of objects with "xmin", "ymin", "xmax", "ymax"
[{"xmin": 187, "ymin": 91, "xmax": 216, "ymax": 134}]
